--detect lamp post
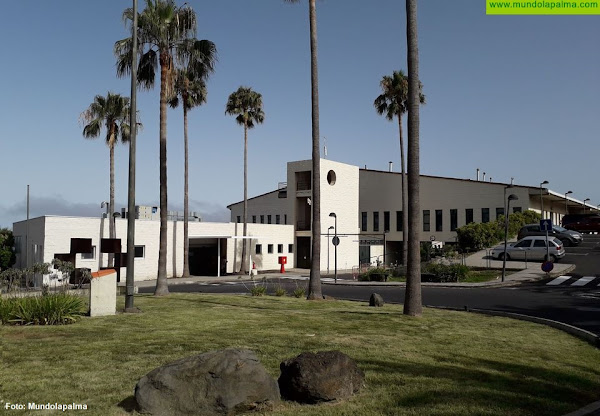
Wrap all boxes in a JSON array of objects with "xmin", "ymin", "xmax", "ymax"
[
  {"xmin": 502, "ymin": 194, "xmax": 519, "ymax": 282},
  {"xmin": 564, "ymin": 191, "xmax": 572, "ymax": 215},
  {"xmin": 584, "ymin": 198, "xmax": 590, "ymax": 213},
  {"xmin": 540, "ymin": 180, "xmax": 549, "ymax": 219},
  {"xmin": 329, "ymin": 213, "xmax": 337, "ymax": 283},
  {"xmin": 327, "ymin": 225, "xmax": 334, "ymax": 275},
  {"xmin": 503, "ymin": 184, "xmax": 513, "ymax": 219}
]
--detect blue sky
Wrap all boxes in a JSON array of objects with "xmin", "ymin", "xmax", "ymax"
[{"xmin": 1, "ymin": 1, "xmax": 598, "ymax": 228}]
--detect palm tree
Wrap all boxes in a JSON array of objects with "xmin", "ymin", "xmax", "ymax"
[
  {"xmin": 168, "ymin": 68, "xmax": 208, "ymax": 278},
  {"xmin": 225, "ymin": 87, "xmax": 265, "ymax": 274},
  {"xmin": 115, "ymin": 0, "xmax": 216, "ymax": 296},
  {"xmin": 81, "ymin": 92, "xmax": 131, "ymax": 268},
  {"xmin": 374, "ymin": 70, "xmax": 425, "ymax": 267},
  {"xmin": 285, "ymin": 0, "xmax": 323, "ymax": 300},
  {"xmin": 404, "ymin": 0, "xmax": 423, "ymax": 317}
]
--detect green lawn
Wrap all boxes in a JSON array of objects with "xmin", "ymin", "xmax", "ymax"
[{"xmin": 1, "ymin": 294, "xmax": 599, "ymax": 416}]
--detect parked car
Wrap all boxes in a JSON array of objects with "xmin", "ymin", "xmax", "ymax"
[
  {"xmin": 563, "ymin": 215, "xmax": 600, "ymax": 234},
  {"xmin": 561, "ymin": 214, "xmax": 599, "ymax": 227},
  {"xmin": 517, "ymin": 224, "xmax": 583, "ymax": 246},
  {"xmin": 491, "ymin": 236, "xmax": 565, "ymax": 262}
]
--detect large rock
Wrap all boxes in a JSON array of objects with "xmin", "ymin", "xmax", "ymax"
[
  {"xmin": 278, "ymin": 351, "xmax": 364, "ymax": 403},
  {"xmin": 369, "ymin": 293, "xmax": 384, "ymax": 307},
  {"xmin": 135, "ymin": 349, "xmax": 279, "ymax": 416}
]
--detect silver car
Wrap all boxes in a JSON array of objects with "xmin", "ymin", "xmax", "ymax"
[{"xmin": 491, "ymin": 236, "xmax": 565, "ymax": 262}]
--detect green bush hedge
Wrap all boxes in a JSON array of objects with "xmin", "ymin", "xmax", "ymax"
[
  {"xmin": 358, "ymin": 267, "xmax": 390, "ymax": 282},
  {"xmin": 422, "ymin": 263, "xmax": 469, "ymax": 283},
  {"xmin": 0, "ymin": 293, "xmax": 86, "ymax": 325}
]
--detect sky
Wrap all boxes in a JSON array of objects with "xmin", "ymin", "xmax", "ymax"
[{"xmin": 0, "ymin": 1, "xmax": 598, "ymax": 229}]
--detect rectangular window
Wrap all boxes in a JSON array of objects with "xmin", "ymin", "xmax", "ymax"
[
  {"xmin": 423, "ymin": 210, "xmax": 430, "ymax": 232},
  {"xmin": 496, "ymin": 208, "xmax": 504, "ymax": 219},
  {"xmin": 373, "ymin": 212, "xmax": 379, "ymax": 232},
  {"xmin": 284, "ymin": 214, "xmax": 287, "ymax": 225},
  {"xmin": 361, "ymin": 212, "xmax": 367, "ymax": 232},
  {"xmin": 81, "ymin": 246, "xmax": 96, "ymax": 260},
  {"xmin": 237, "ymin": 216, "xmax": 241, "ymax": 223},
  {"xmin": 267, "ymin": 215, "xmax": 272, "ymax": 224},
  {"xmin": 396, "ymin": 211, "xmax": 403, "ymax": 231},
  {"xmin": 260, "ymin": 215, "xmax": 265, "ymax": 224},
  {"xmin": 435, "ymin": 210, "xmax": 443, "ymax": 232},
  {"xmin": 252, "ymin": 215, "xmax": 256, "ymax": 224},
  {"xmin": 482, "ymin": 208, "xmax": 490, "ymax": 223},
  {"xmin": 513, "ymin": 206, "xmax": 522, "ymax": 213},
  {"xmin": 288, "ymin": 244, "xmax": 293, "ymax": 253},
  {"xmin": 14, "ymin": 236, "xmax": 21, "ymax": 254},
  {"xmin": 255, "ymin": 244, "xmax": 262, "ymax": 255},
  {"xmin": 278, "ymin": 244, "xmax": 283, "ymax": 253},
  {"xmin": 384, "ymin": 211, "xmax": 390, "ymax": 232},
  {"xmin": 134, "ymin": 245, "xmax": 145, "ymax": 258},
  {"xmin": 268, "ymin": 244, "xmax": 273, "ymax": 254},
  {"xmin": 466, "ymin": 209, "xmax": 474, "ymax": 224},
  {"xmin": 450, "ymin": 209, "xmax": 458, "ymax": 231},
  {"xmin": 276, "ymin": 215, "xmax": 280, "ymax": 224}
]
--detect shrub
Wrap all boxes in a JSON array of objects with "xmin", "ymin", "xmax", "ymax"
[
  {"xmin": 422, "ymin": 263, "xmax": 469, "ymax": 283},
  {"xmin": 358, "ymin": 267, "xmax": 390, "ymax": 282},
  {"xmin": 249, "ymin": 285, "xmax": 267, "ymax": 297},
  {"xmin": 274, "ymin": 287, "xmax": 287, "ymax": 297},
  {"xmin": 1, "ymin": 293, "xmax": 86, "ymax": 325},
  {"xmin": 292, "ymin": 287, "xmax": 306, "ymax": 298}
]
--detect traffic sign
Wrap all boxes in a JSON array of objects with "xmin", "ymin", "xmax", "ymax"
[
  {"xmin": 540, "ymin": 219, "xmax": 553, "ymax": 232},
  {"xmin": 332, "ymin": 236, "xmax": 340, "ymax": 246},
  {"xmin": 541, "ymin": 261, "xmax": 554, "ymax": 273}
]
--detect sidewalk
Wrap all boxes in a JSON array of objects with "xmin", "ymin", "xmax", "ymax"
[{"xmin": 127, "ymin": 249, "xmax": 575, "ymax": 289}]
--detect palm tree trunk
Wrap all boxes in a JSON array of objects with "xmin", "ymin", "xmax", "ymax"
[
  {"xmin": 109, "ymin": 141, "xmax": 115, "ymax": 269},
  {"xmin": 240, "ymin": 122, "xmax": 248, "ymax": 274},
  {"xmin": 404, "ymin": 0, "xmax": 422, "ymax": 316},
  {"xmin": 155, "ymin": 53, "xmax": 169, "ymax": 296},
  {"xmin": 307, "ymin": 0, "xmax": 323, "ymax": 300},
  {"xmin": 398, "ymin": 116, "xmax": 408, "ymax": 266},
  {"xmin": 182, "ymin": 102, "xmax": 190, "ymax": 278}
]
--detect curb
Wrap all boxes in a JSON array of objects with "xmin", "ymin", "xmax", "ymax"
[{"xmin": 562, "ymin": 399, "xmax": 600, "ymax": 416}]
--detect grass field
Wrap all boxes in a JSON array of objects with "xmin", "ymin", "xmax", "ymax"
[{"xmin": 1, "ymin": 293, "xmax": 599, "ymax": 416}]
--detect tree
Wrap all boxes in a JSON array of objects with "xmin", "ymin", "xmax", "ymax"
[
  {"xmin": 404, "ymin": 0, "xmax": 423, "ymax": 316},
  {"xmin": 0, "ymin": 228, "xmax": 16, "ymax": 272},
  {"xmin": 374, "ymin": 70, "xmax": 425, "ymax": 267},
  {"xmin": 285, "ymin": 0, "xmax": 323, "ymax": 300},
  {"xmin": 225, "ymin": 87, "xmax": 265, "ymax": 274},
  {"xmin": 81, "ymin": 92, "xmax": 131, "ymax": 268},
  {"xmin": 168, "ymin": 67, "xmax": 208, "ymax": 278},
  {"xmin": 115, "ymin": 0, "xmax": 216, "ymax": 295}
]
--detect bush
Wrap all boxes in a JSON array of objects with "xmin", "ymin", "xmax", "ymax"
[
  {"xmin": 249, "ymin": 285, "xmax": 267, "ymax": 297},
  {"xmin": 358, "ymin": 267, "xmax": 390, "ymax": 282},
  {"xmin": 274, "ymin": 287, "xmax": 287, "ymax": 297},
  {"xmin": 292, "ymin": 287, "xmax": 306, "ymax": 298},
  {"xmin": 422, "ymin": 263, "xmax": 469, "ymax": 283},
  {"xmin": 1, "ymin": 293, "xmax": 86, "ymax": 325}
]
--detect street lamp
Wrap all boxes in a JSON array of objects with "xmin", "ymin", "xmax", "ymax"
[
  {"xmin": 327, "ymin": 226, "xmax": 334, "ymax": 275},
  {"xmin": 329, "ymin": 213, "xmax": 337, "ymax": 283},
  {"xmin": 584, "ymin": 198, "xmax": 590, "ymax": 213},
  {"xmin": 540, "ymin": 180, "xmax": 549, "ymax": 219},
  {"xmin": 502, "ymin": 194, "xmax": 519, "ymax": 282},
  {"xmin": 503, "ymin": 184, "xmax": 514, "ymax": 219},
  {"xmin": 564, "ymin": 191, "xmax": 573, "ymax": 215}
]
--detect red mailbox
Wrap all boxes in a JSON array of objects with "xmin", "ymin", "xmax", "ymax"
[{"xmin": 278, "ymin": 256, "xmax": 287, "ymax": 273}]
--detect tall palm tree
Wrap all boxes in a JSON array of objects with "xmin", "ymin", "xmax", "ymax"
[
  {"xmin": 374, "ymin": 70, "xmax": 425, "ymax": 267},
  {"xmin": 225, "ymin": 87, "xmax": 265, "ymax": 274},
  {"xmin": 404, "ymin": 0, "xmax": 423, "ymax": 316},
  {"xmin": 168, "ymin": 69, "xmax": 207, "ymax": 278},
  {"xmin": 285, "ymin": 0, "xmax": 323, "ymax": 300},
  {"xmin": 81, "ymin": 92, "xmax": 131, "ymax": 268},
  {"xmin": 115, "ymin": 0, "xmax": 216, "ymax": 296}
]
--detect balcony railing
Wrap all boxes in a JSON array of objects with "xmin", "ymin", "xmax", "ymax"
[
  {"xmin": 296, "ymin": 220, "xmax": 311, "ymax": 231},
  {"xmin": 296, "ymin": 181, "xmax": 311, "ymax": 191}
]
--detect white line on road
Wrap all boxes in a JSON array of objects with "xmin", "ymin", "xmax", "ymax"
[
  {"xmin": 547, "ymin": 276, "xmax": 571, "ymax": 285},
  {"xmin": 572, "ymin": 276, "xmax": 596, "ymax": 286}
]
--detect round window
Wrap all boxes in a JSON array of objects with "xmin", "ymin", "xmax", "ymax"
[{"xmin": 327, "ymin": 170, "xmax": 336, "ymax": 186}]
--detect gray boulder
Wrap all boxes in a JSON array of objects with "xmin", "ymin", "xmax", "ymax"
[
  {"xmin": 278, "ymin": 351, "xmax": 364, "ymax": 403},
  {"xmin": 135, "ymin": 348, "xmax": 279, "ymax": 416},
  {"xmin": 369, "ymin": 293, "xmax": 384, "ymax": 307}
]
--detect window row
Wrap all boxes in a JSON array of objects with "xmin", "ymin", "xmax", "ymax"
[
  {"xmin": 80, "ymin": 245, "xmax": 146, "ymax": 260},
  {"xmin": 255, "ymin": 244, "xmax": 294, "ymax": 255},
  {"xmin": 361, "ymin": 207, "xmax": 522, "ymax": 233},
  {"xmin": 237, "ymin": 214, "xmax": 288, "ymax": 225}
]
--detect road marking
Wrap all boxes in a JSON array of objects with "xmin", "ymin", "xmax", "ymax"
[
  {"xmin": 547, "ymin": 276, "xmax": 571, "ymax": 285},
  {"xmin": 572, "ymin": 276, "xmax": 596, "ymax": 286}
]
